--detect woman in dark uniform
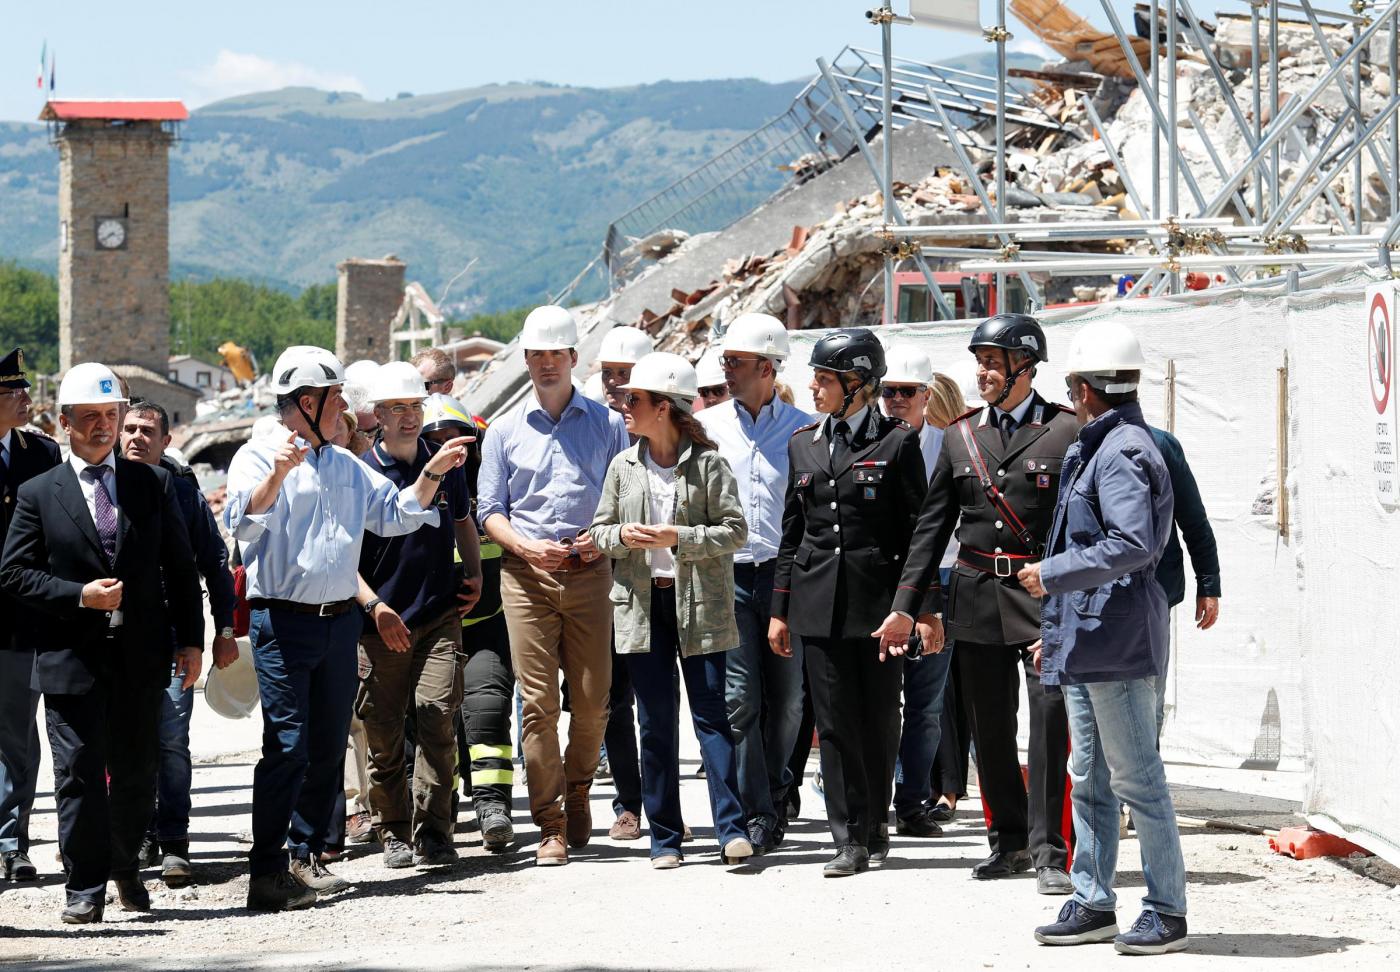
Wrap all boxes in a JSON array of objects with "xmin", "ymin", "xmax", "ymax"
[{"xmin": 767, "ymin": 328, "xmax": 929, "ymax": 876}]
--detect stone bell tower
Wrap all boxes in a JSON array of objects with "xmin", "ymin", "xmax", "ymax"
[{"xmin": 42, "ymin": 99, "xmax": 199, "ymax": 424}]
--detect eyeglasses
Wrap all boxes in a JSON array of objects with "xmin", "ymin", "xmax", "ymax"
[
  {"xmin": 385, "ymin": 403, "xmax": 425, "ymax": 416},
  {"xmin": 698, "ymin": 385, "xmax": 727, "ymax": 398},
  {"xmin": 1064, "ymin": 376, "xmax": 1078, "ymax": 403},
  {"xmin": 719, "ymin": 354, "xmax": 760, "ymax": 369},
  {"xmin": 880, "ymin": 386, "xmax": 923, "ymax": 399}
]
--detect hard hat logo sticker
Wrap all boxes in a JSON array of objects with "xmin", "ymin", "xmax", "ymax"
[{"xmin": 99, "ymin": 379, "xmax": 113, "ymax": 394}]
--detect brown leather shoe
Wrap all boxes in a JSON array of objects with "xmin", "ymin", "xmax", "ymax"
[
  {"xmin": 609, "ymin": 810, "xmax": 642, "ymax": 841},
  {"xmin": 564, "ymin": 781, "xmax": 592, "ymax": 848},
  {"xmin": 536, "ymin": 831, "xmax": 568, "ymax": 867}
]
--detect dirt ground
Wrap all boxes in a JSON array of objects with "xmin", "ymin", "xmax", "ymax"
[{"xmin": 2, "ymin": 694, "xmax": 1398, "ymax": 971}]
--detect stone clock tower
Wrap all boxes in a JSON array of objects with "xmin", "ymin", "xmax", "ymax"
[{"xmin": 41, "ymin": 100, "xmax": 199, "ymax": 423}]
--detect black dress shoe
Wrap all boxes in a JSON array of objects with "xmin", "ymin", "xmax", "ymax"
[
  {"xmin": 114, "ymin": 877, "xmax": 152, "ymax": 912},
  {"xmin": 895, "ymin": 811, "xmax": 945, "ymax": 838},
  {"xmin": 971, "ymin": 849, "xmax": 1033, "ymax": 879},
  {"xmin": 822, "ymin": 845, "xmax": 870, "ymax": 877},
  {"xmin": 60, "ymin": 899, "xmax": 104, "ymax": 924},
  {"xmin": 928, "ymin": 801, "xmax": 956, "ymax": 824},
  {"xmin": 3, "ymin": 850, "xmax": 37, "ymax": 880},
  {"xmin": 868, "ymin": 842, "xmax": 890, "ymax": 865},
  {"xmin": 1037, "ymin": 866, "xmax": 1073, "ymax": 895}
]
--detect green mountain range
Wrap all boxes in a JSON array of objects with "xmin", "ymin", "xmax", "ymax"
[{"xmin": 0, "ymin": 51, "xmax": 1037, "ymax": 313}]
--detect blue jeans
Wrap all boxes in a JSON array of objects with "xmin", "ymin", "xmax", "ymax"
[
  {"xmin": 0, "ymin": 649, "xmax": 41, "ymax": 854},
  {"xmin": 628, "ymin": 585, "xmax": 747, "ymax": 858},
  {"xmin": 1063, "ymin": 678, "xmax": 1187, "ymax": 917},
  {"xmin": 724, "ymin": 560, "xmax": 805, "ymax": 827},
  {"xmin": 152, "ymin": 668, "xmax": 195, "ymax": 842},
  {"xmin": 248, "ymin": 606, "xmax": 362, "ymax": 878},
  {"xmin": 893, "ymin": 644, "xmax": 954, "ymax": 819}
]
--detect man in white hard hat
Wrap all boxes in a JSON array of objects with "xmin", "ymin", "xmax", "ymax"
[
  {"xmin": 477, "ymin": 305, "xmax": 628, "ymax": 866},
  {"xmin": 0, "ymin": 348, "xmax": 62, "ymax": 886},
  {"xmin": 224, "ymin": 346, "xmax": 472, "ymax": 911},
  {"xmin": 353, "ymin": 362, "xmax": 482, "ymax": 870},
  {"xmin": 119, "ymin": 398, "xmax": 239, "ymax": 888},
  {"xmin": 0, "ymin": 362, "xmax": 204, "ymax": 924},
  {"xmin": 592, "ymin": 325, "xmax": 651, "ymax": 841},
  {"xmin": 877, "ymin": 344, "xmax": 956, "ymax": 841},
  {"xmin": 694, "ymin": 348, "xmax": 729, "ymax": 410},
  {"xmin": 696, "ymin": 312, "xmax": 810, "ymax": 854},
  {"xmin": 1016, "ymin": 321, "xmax": 1186, "ymax": 955}
]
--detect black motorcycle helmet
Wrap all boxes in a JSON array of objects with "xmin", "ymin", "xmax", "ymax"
[
  {"xmin": 809, "ymin": 328, "xmax": 887, "ymax": 417},
  {"xmin": 969, "ymin": 313, "xmax": 1047, "ymax": 407}
]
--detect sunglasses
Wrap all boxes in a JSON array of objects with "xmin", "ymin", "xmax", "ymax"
[
  {"xmin": 424, "ymin": 377, "xmax": 454, "ymax": 390},
  {"xmin": 880, "ymin": 386, "xmax": 923, "ymax": 399},
  {"xmin": 719, "ymin": 354, "xmax": 761, "ymax": 369},
  {"xmin": 699, "ymin": 385, "xmax": 727, "ymax": 398},
  {"xmin": 624, "ymin": 393, "xmax": 649, "ymax": 408}
]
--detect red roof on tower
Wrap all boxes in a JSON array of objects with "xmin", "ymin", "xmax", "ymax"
[{"xmin": 39, "ymin": 100, "xmax": 188, "ymax": 122}]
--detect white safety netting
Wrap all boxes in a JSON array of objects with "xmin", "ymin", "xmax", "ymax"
[{"xmin": 775, "ymin": 264, "xmax": 1399, "ymax": 866}]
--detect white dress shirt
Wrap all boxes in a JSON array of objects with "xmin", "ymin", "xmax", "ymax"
[
  {"xmin": 642, "ymin": 453, "xmax": 677, "ymax": 579},
  {"xmin": 68, "ymin": 449, "xmax": 121, "ymax": 623}
]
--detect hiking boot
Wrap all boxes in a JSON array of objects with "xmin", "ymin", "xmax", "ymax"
[
  {"xmin": 1034, "ymin": 900, "xmax": 1120, "ymax": 945},
  {"xmin": 113, "ymin": 877, "xmax": 151, "ymax": 912},
  {"xmin": 136, "ymin": 834, "xmax": 160, "ymax": 870},
  {"xmin": 1114, "ymin": 910, "xmax": 1189, "ymax": 955},
  {"xmin": 246, "ymin": 871, "xmax": 317, "ymax": 912},
  {"xmin": 564, "ymin": 780, "xmax": 592, "ymax": 848},
  {"xmin": 480, "ymin": 808, "xmax": 515, "ymax": 852},
  {"xmin": 413, "ymin": 832, "xmax": 459, "ymax": 867},
  {"xmin": 289, "ymin": 856, "xmax": 349, "ymax": 895},
  {"xmin": 159, "ymin": 840, "xmax": 192, "ymax": 888},
  {"xmin": 346, "ymin": 810, "xmax": 374, "ymax": 844},
  {"xmin": 382, "ymin": 835, "xmax": 414, "ymax": 869},
  {"xmin": 536, "ymin": 829, "xmax": 568, "ymax": 867},
  {"xmin": 609, "ymin": 810, "xmax": 642, "ymax": 841}
]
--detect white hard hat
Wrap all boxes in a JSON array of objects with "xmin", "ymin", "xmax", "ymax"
[
  {"xmin": 57, "ymin": 363, "xmax": 127, "ymax": 406},
  {"xmin": 422, "ymin": 393, "xmax": 475, "ymax": 434},
  {"xmin": 344, "ymin": 359, "xmax": 381, "ymax": 385},
  {"xmin": 368, "ymin": 361, "xmax": 429, "ymax": 403},
  {"xmin": 883, "ymin": 345, "xmax": 934, "ymax": 386},
  {"xmin": 204, "ymin": 642, "xmax": 259, "ymax": 719},
  {"xmin": 598, "ymin": 326, "xmax": 653, "ymax": 365},
  {"xmin": 722, "ymin": 313, "xmax": 790, "ymax": 361},
  {"xmin": 270, "ymin": 346, "xmax": 345, "ymax": 396},
  {"xmin": 695, "ymin": 348, "xmax": 726, "ymax": 388},
  {"xmin": 520, "ymin": 305, "xmax": 579, "ymax": 351},
  {"xmin": 582, "ymin": 373, "xmax": 607, "ymax": 404},
  {"xmin": 1064, "ymin": 321, "xmax": 1147, "ymax": 392},
  {"xmin": 624, "ymin": 352, "xmax": 699, "ymax": 408}
]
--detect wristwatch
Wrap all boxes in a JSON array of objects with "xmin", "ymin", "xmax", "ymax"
[
  {"xmin": 423, "ymin": 470, "xmax": 445, "ymax": 482},
  {"xmin": 219, "ymin": 626, "xmax": 234, "ymax": 640},
  {"xmin": 364, "ymin": 597, "xmax": 385, "ymax": 615}
]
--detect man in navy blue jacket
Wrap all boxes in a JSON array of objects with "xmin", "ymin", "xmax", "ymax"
[{"xmin": 1017, "ymin": 321, "xmax": 1188, "ymax": 957}]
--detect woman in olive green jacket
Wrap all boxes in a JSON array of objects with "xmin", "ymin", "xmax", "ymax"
[{"xmin": 590, "ymin": 352, "xmax": 751, "ymax": 869}]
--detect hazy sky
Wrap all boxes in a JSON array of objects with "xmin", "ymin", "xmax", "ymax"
[{"xmin": 1, "ymin": 1, "xmax": 1107, "ymax": 123}]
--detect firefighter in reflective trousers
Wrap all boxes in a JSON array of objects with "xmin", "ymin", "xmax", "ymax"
[
  {"xmin": 768, "ymin": 328, "xmax": 928, "ymax": 877},
  {"xmin": 876, "ymin": 313, "xmax": 1078, "ymax": 894}
]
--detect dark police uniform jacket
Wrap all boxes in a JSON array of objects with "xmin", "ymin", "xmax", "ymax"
[
  {"xmin": 890, "ymin": 392, "xmax": 1077, "ymax": 645},
  {"xmin": 772, "ymin": 408, "xmax": 927, "ymax": 641},
  {"xmin": 1, "ymin": 428, "xmax": 63, "ymax": 651}
]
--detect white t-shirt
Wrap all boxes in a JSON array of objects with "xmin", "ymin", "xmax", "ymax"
[{"xmin": 643, "ymin": 453, "xmax": 677, "ymax": 579}]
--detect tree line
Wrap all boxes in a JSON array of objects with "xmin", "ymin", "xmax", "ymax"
[{"xmin": 0, "ymin": 262, "xmax": 529, "ymax": 375}]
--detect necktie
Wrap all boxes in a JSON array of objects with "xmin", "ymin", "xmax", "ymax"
[
  {"xmin": 0, "ymin": 442, "xmax": 8, "ymax": 495},
  {"xmin": 832, "ymin": 420, "xmax": 852, "ymax": 470},
  {"xmin": 999, "ymin": 412, "xmax": 1017, "ymax": 447},
  {"xmin": 85, "ymin": 465, "xmax": 118, "ymax": 566}
]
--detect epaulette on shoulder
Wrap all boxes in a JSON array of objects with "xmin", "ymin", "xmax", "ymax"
[
  {"xmin": 887, "ymin": 416, "xmax": 912, "ymax": 431},
  {"xmin": 951, "ymin": 405, "xmax": 983, "ymax": 424},
  {"xmin": 792, "ymin": 422, "xmax": 819, "ymax": 437}
]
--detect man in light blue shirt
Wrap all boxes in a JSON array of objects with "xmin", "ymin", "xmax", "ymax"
[
  {"xmin": 224, "ymin": 346, "xmax": 470, "ymax": 911},
  {"xmin": 477, "ymin": 306, "xmax": 628, "ymax": 866},
  {"xmin": 696, "ymin": 313, "xmax": 809, "ymax": 854}
]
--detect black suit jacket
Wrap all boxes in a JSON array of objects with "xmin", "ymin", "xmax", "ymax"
[
  {"xmin": 772, "ymin": 409, "xmax": 927, "ymax": 641},
  {"xmin": 0, "ymin": 456, "xmax": 204, "ymax": 694},
  {"xmin": 1, "ymin": 428, "xmax": 63, "ymax": 650},
  {"xmin": 890, "ymin": 393, "xmax": 1077, "ymax": 645}
]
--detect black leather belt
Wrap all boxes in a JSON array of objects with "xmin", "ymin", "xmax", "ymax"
[
  {"xmin": 956, "ymin": 546, "xmax": 1033, "ymax": 579},
  {"xmin": 250, "ymin": 597, "xmax": 357, "ymax": 617},
  {"xmin": 653, "ymin": 578, "xmax": 675, "ymax": 589}
]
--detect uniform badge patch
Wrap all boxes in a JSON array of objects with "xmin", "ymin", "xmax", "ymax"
[
  {"xmin": 1037, "ymin": 474, "xmax": 1051, "ymax": 488},
  {"xmin": 796, "ymin": 472, "xmax": 813, "ymax": 488},
  {"xmin": 863, "ymin": 486, "xmax": 877, "ymax": 499},
  {"xmin": 1025, "ymin": 459, "xmax": 1037, "ymax": 471}
]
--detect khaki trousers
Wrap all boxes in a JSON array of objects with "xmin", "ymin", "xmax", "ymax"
[
  {"xmin": 344, "ymin": 714, "xmax": 370, "ymax": 815},
  {"xmin": 357, "ymin": 611, "xmax": 464, "ymax": 843},
  {"xmin": 501, "ymin": 555, "xmax": 613, "ymax": 828}
]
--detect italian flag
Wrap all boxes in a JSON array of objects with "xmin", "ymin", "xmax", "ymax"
[{"xmin": 37, "ymin": 41, "xmax": 46, "ymax": 89}]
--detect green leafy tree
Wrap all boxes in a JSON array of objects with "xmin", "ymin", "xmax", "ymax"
[{"xmin": 0, "ymin": 261, "xmax": 60, "ymax": 373}]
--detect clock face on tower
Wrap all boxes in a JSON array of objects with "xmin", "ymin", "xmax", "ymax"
[{"xmin": 95, "ymin": 217, "xmax": 128, "ymax": 250}]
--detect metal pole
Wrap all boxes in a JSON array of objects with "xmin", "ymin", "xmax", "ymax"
[
  {"xmin": 1272, "ymin": 97, "xmax": 1400, "ymax": 229},
  {"xmin": 881, "ymin": 0, "xmax": 896, "ymax": 325},
  {"xmin": 1253, "ymin": 0, "xmax": 1265, "ymax": 219},
  {"xmin": 1393, "ymin": 7, "xmax": 1399, "ymax": 218},
  {"xmin": 996, "ymin": 0, "xmax": 1008, "ymax": 310},
  {"xmin": 1271, "ymin": 0, "xmax": 1281, "ymax": 217},
  {"xmin": 1152, "ymin": 0, "xmax": 1162, "ymax": 219},
  {"xmin": 1355, "ymin": 8, "xmax": 1365, "ymax": 233},
  {"xmin": 1167, "ymin": 0, "xmax": 1180, "ymax": 293}
]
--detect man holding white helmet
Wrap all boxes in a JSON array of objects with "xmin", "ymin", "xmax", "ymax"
[
  {"xmin": 353, "ymin": 362, "xmax": 483, "ymax": 870},
  {"xmin": 224, "ymin": 346, "xmax": 472, "ymax": 910},
  {"xmin": 477, "ymin": 306, "xmax": 628, "ymax": 866},
  {"xmin": 1017, "ymin": 321, "xmax": 1186, "ymax": 955},
  {"xmin": 697, "ymin": 312, "xmax": 810, "ymax": 854},
  {"xmin": 0, "ymin": 362, "xmax": 203, "ymax": 924}
]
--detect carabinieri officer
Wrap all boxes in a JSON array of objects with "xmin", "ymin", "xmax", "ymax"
[{"xmin": 768, "ymin": 328, "xmax": 927, "ymax": 877}]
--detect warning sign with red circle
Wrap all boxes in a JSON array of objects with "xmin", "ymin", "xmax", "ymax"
[
  {"xmin": 1370, "ymin": 290, "xmax": 1392, "ymax": 414},
  {"xmin": 1367, "ymin": 282, "xmax": 1400, "ymax": 508}
]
